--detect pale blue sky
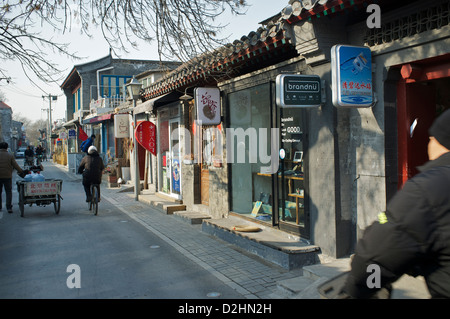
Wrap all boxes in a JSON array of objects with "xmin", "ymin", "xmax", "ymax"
[{"xmin": 1, "ymin": 0, "xmax": 288, "ymax": 123}]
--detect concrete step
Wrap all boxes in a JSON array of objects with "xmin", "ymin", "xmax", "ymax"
[
  {"xmin": 202, "ymin": 216, "xmax": 320, "ymax": 270},
  {"xmin": 302, "ymin": 258, "xmax": 351, "ymax": 281},
  {"xmin": 273, "ymin": 258, "xmax": 431, "ymax": 299},
  {"xmin": 173, "ymin": 211, "xmax": 211, "ymax": 225},
  {"xmin": 138, "ymin": 193, "xmax": 186, "ymax": 215}
]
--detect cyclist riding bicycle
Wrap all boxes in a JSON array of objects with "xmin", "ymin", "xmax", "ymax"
[
  {"xmin": 35, "ymin": 145, "xmax": 44, "ymax": 165},
  {"xmin": 77, "ymin": 146, "xmax": 104, "ymax": 203},
  {"xmin": 24, "ymin": 145, "xmax": 34, "ymax": 166}
]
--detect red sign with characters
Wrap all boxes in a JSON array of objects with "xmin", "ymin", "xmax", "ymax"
[{"xmin": 134, "ymin": 121, "xmax": 157, "ymax": 156}]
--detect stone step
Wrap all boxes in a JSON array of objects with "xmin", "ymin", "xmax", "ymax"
[
  {"xmin": 274, "ymin": 258, "xmax": 431, "ymax": 299},
  {"xmin": 173, "ymin": 211, "xmax": 211, "ymax": 224},
  {"xmin": 138, "ymin": 193, "xmax": 186, "ymax": 215},
  {"xmin": 202, "ymin": 216, "xmax": 320, "ymax": 270},
  {"xmin": 302, "ymin": 258, "xmax": 351, "ymax": 281}
]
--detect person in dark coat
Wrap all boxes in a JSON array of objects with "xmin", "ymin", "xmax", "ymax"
[
  {"xmin": 344, "ymin": 108, "xmax": 450, "ymax": 299},
  {"xmin": 77, "ymin": 145, "xmax": 104, "ymax": 202}
]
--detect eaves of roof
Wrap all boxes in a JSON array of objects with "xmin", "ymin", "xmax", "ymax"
[
  {"xmin": 282, "ymin": 0, "xmax": 373, "ymax": 24},
  {"xmin": 60, "ymin": 53, "xmax": 112, "ymax": 89},
  {"xmin": 0, "ymin": 101, "xmax": 12, "ymax": 109},
  {"xmin": 142, "ymin": 20, "xmax": 296, "ymax": 101},
  {"xmin": 141, "ymin": 0, "xmax": 374, "ymax": 102}
]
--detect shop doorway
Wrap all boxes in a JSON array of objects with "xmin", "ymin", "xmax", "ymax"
[
  {"xmin": 158, "ymin": 105, "xmax": 182, "ymax": 199},
  {"xmin": 198, "ymin": 125, "xmax": 210, "ymax": 206},
  {"xmin": 169, "ymin": 118, "xmax": 181, "ymax": 198},
  {"xmin": 397, "ymin": 54, "xmax": 450, "ymax": 187}
]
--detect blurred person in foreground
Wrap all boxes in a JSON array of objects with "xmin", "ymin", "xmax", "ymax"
[{"xmin": 344, "ymin": 108, "xmax": 450, "ymax": 299}]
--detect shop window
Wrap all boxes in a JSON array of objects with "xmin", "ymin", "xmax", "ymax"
[
  {"xmin": 229, "ymin": 83, "xmax": 308, "ymax": 235},
  {"xmin": 229, "ymin": 84, "xmax": 273, "ymax": 223},
  {"xmin": 278, "ymin": 107, "xmax": 306, "ymax": 228}
]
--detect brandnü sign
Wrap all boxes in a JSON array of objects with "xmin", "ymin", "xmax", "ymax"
[{"xmin": 276, "ymin": 74, "xmax": 321, "ymax": 108}]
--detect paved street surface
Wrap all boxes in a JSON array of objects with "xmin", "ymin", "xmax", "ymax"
[{"xmin": 0, "ymin": 160, "xmax": 301, "ymax": 299}]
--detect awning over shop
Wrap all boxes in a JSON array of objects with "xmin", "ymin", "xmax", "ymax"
[
  {"xmin": 82, "ymin": 113, "xmax": 113, "ymax": 124},
  {"xmin": 62, "ymin": 118, "xmax": 79, "ymax": 127},
  {"xmin": 134, "ymin": 91, "xmax": 181, "ymax": 115}
]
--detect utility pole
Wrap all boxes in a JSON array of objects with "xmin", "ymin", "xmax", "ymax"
[{"xmin": 42, "ymin": 94, "xmax": 58, "ymax": 157}]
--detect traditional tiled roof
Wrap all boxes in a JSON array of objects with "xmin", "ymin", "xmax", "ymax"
[
  {"xmin": 281, "ymin": 0, "xmax": 369, "ymax": 23},
  {"xmin": 142, "ymin": 20, "xmax": 297, "ymax": 101},
  {"xmin": 141, "ymin": 0, "xmax": 371, "ymax": 101},
  {"xmin": 0, "ymin": 101, "xmax": 12, "ymax": 109}
]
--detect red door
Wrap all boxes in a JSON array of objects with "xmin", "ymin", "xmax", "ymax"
[{"xmin": 397, "ymin": 81, "xmax": 436, "ymax": 187}]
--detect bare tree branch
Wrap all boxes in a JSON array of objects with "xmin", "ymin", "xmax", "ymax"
[{"xmin": 0, "ymin": 0, "xmax": 248, "ymax": 84}]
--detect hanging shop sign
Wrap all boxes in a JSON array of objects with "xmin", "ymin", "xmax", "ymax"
[
  {"xmin": 134, "ymin": 121, "xmax": 157, "ymax": 156},
  {"xmin": 331, "ymin": 45, "xmax": 373, "ymax": 108},
  {"xmin": 68, "ymin": 129, "xmax": 76, "ymax": 139},
  {"xmin": 276, "ymin": 74, "xmax": 322, "ymax": 108},
  {"xmin": 195, "ymin": 87, "xmax": 221, "ymax": 125},
  {"xmin": 114, "ymin": 114, "xmax": 130, "ymax": 138}
]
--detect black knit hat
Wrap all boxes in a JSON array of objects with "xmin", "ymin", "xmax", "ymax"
[{"xmin": 429, "ymin": 108, "xmax": 450, "ymax": 150}]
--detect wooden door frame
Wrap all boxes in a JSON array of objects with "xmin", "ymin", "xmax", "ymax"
[{"xmin": 396, "ymin": 54, "xmax": 450, "ymax": 188}]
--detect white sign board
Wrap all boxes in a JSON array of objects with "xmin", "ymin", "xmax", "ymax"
[
  {"xmin": 114, "ymin": 114, "xmax": 130, "ymax": 138},
  {"xmin": 195, "ymin": 87, "xmax": 221, "ymax": 125}
]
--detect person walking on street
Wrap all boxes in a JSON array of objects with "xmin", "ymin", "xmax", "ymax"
[
  {"xmin": 77, "ymin": 146, "xmax": 104, "ymax": 202},
  {"xmin": 80, "ymin": 134, "xmax": 95, "ymax": 153},
  {"xmin": 0, "ymin": 142, "xmax": 25, "ymax": 213},
  {"xmin": 344, "ymin": 108, "xmax": 450, "ymax": 299}
]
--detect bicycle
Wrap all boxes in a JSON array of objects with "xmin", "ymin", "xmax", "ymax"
[
  {"xmin": 36, "ymin": 154, "xmax": 43, "ymax": 166},
  {"xmin": 89, "ymin": 184, "xmax": 101, "ymax": 215}
]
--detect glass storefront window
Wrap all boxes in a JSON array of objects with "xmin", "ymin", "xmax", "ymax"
[
  {"xmin": 229, "ymin": 83, "xmax": 308, "ymax": 236},
  {"xmin": 158, "ymin": 105, "xmax": 181, "ymax": 198},
  {"xmin": 278, "ymin": 108, "xmax": 305, "ymax": 227},
  {"xmin": 229, "ymin": 84, "xmax": 273, "ymax": 223}
]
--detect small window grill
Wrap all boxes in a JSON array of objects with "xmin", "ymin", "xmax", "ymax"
[{"xmin": 364, "ymin": 2, "xmax": 450, "ymax": 47}]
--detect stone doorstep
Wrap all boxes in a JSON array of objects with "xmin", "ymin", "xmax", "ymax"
[
  {"xmin": 173, "ymin": 211, "xmax": 211, "ymax": 225},
  {"xmin": 275, "ymin": 258, "xmax": 432, "ymax": 299},
  {"xmin": 202, "ymin": 216, "xmax": 320, "ymax": 270},
  {"xmin": 275, "ymin": 258, "xmax": 351, "ymax": 299},
  {"xmin": 138, "ymin": 193, "xmax": 186, "ymax": 215}
]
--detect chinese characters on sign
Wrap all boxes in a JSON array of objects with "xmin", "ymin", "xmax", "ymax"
[
  {"xmin": 195, "ymin": 87, "xmax": 221, "ymax": 125},
  {"xmin": 331, "ymin": 45, "xmax": 373, "ymax": 107},
  {"xmin": 26, "ymin": 182, "xmax": 59, "ymax": 196},
  {"xmin": 134, "ymin": 121, "xmax": 157, "ymax": 156}
]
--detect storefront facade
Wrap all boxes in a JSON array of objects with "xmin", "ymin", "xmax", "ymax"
[{"xmin": 138, "ymin": 0, "xmax": 450, "ymax": 259}]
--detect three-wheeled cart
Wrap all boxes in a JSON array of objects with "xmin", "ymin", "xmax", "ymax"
[{"xmin": 16, "ymin": 179, "xmax": 63, "ymax": 217}]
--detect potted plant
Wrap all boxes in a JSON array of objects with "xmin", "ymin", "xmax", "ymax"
[{"xmin": 104, "ymin": 166, "xmax": 117, "ymax": 184}]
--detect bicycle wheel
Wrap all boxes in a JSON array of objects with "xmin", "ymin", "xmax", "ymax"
[
  {"xmin": 54, "ymin": 194, "xmax": 61, "ymax": 214},
  {"xmin": 19, "ymin": 185, "xmax": 25, "ymax": 217},
  {"xmin": 92, "ymin": 185, "xmax": 98, "ymax": 216},
  {"xmin": 88, "ymin": 185, "xmax": 93, "ymax": 211}
]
